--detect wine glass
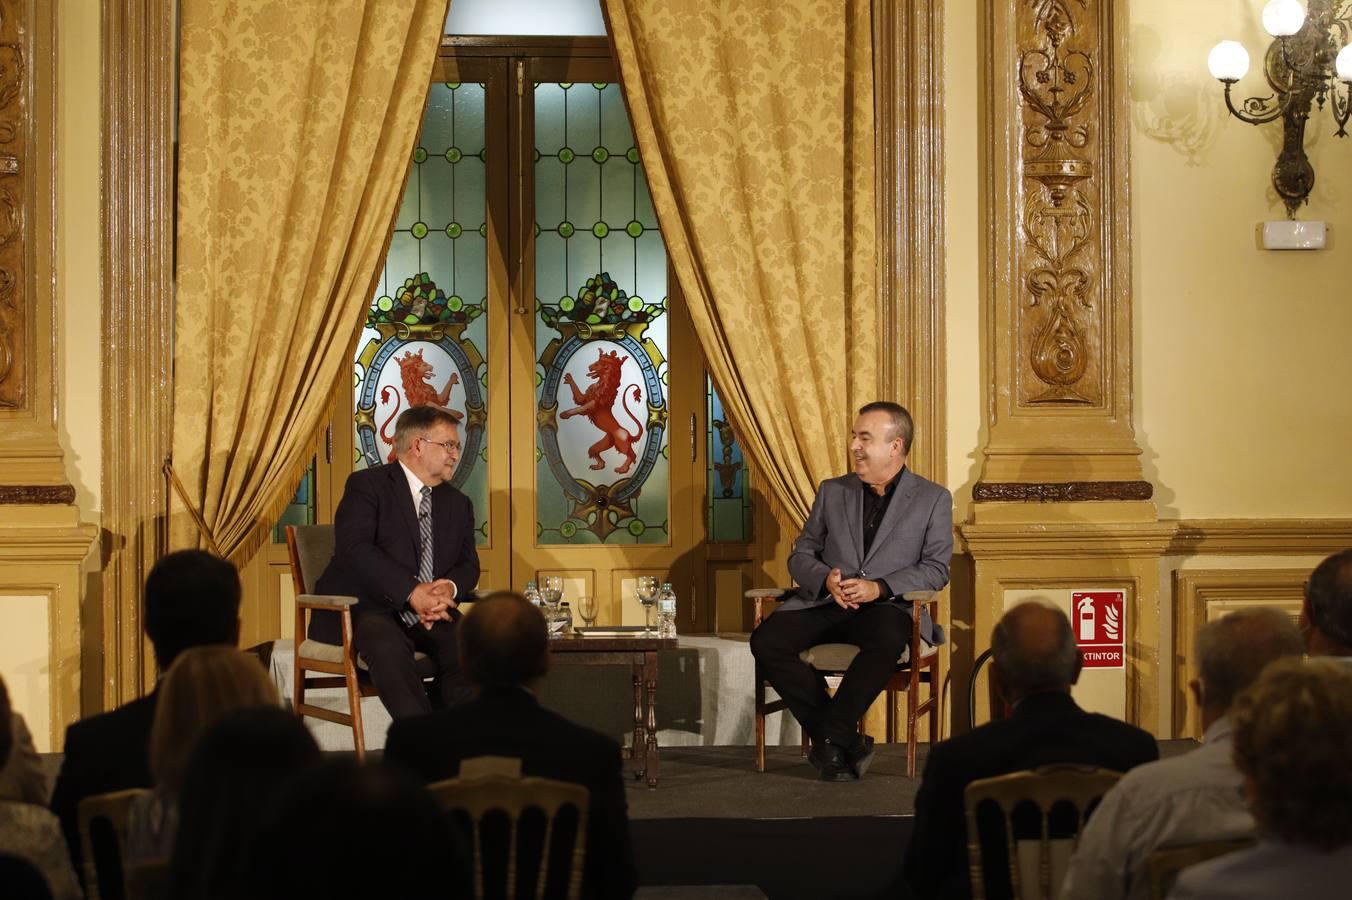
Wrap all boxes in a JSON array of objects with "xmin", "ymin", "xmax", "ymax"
[
  {"xmin": 635, "ymin": 576, "xmax": 659, "ymax": 635},
  {"xmin": 542, "ymin": 575, "xmax": 564, "ymax": 613},
  {"xmin": 576, "ymin": 595, "xmax": 599, "ymax": 628}
]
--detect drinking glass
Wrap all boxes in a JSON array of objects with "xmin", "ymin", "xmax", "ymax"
[
  {"xmin": 576, "ymin": 595, "xmax": 599, "ymax": 627},
  {"xmin": 542, "ymin": 575, "xmax": 564, "ymax": 613},
  {"xmin": 635, "ymin": 576, "xmax": 659, "ymax": 635}
]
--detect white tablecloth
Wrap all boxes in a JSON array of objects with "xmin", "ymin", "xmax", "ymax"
[{"xmin": 268, "ymin": 634, "xmax": 803, "ymax": 753}]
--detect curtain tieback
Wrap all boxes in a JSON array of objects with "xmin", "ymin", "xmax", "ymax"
[{"xmin": 163, "ymin": 458, "xmax": 225, "ymax": 557}]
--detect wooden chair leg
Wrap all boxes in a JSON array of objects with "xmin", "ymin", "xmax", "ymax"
[
  {"xmin": 754, "ymin": 669, "xmax": 767, "ymax": 773},
  {"xmin": 928, "ymin": 658, "xmax": 940, "ymax": 741},
  {"xmin": 341, "ymin": 609, "xmax": 366, "ymax": 761},
  {"xmin": 906, "ymin": 670, "xmax": 921, "ymax": 778},
  {"xmin": 885, "ymin": 689, "xmax": 897, "ymax": 744}
]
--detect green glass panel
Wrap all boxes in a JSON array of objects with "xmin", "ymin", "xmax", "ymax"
[
  {"xmin": 272, "ymin": 458, "xmax": 317, "ymax": 544},
  {"xmin": 707, "ymin": 377, "xmax": 751, "ymax": 543},
  {"xmin": 534, "ymin": 81, "xmax": 670, "ymax": 545},
  {"xmin": 353, "ymin": 83, "xmax": 490, "ymax": 546}
]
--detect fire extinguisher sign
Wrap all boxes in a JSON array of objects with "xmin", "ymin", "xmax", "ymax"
[{"xmin": 1072, "ymin": 590, "xmax": 1126, "ymax": 669}]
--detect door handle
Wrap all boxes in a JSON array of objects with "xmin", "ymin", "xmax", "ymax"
[{"xmin": 690, "ymin": 413, "xmax": 697, "ymax": 463}]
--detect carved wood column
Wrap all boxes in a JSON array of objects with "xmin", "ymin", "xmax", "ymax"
[
  {"xmin": 0, "ymin": 0, "xmax": 99, "ymax": 745},
  {"xmin": 961, "ymin": 0, "xmax": 1173, "ymax": 734},
  {"xmin": 101, "ymin": 0, "xmax": 175, "ymax": 705}
]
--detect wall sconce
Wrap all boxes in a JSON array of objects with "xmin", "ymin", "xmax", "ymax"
[{"xmin": 1208, "ymin": 0, "xmax": 1352, "ymax": 218}]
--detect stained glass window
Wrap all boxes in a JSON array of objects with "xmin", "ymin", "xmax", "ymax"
[
  {"xmin": 707, "ymin": 378, "xmax": 751, "ymax": 542},
  {"xmin": 352, "ymin": 83, "xmax": 490, "ymax": 545},
  {"xmin": 533, "ymin": 82, "xmax": 669, "ymax": 545},
  {"xmin": 272, "ymin": 458, "xmax": 316, "ymax": 544}
]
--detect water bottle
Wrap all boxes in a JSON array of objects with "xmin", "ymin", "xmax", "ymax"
[
  {"xmin": 524, "ymin": 580, "xmax": 542, "ymax": 609},
  {"xmin": 657, "ymin": 582, "xmax": 677, "ymax": 639}
]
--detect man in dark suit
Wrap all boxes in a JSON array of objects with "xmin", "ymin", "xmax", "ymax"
[
  {"xmin": 902, "ymin": 601, "xmax": 1160, "ymax": 900},
  {"xmin": 750, "ymin": 401, "xmax": 953, "ymax": 780},
  {"xmin": 313, "ymin": 404, "xmax": 480, "ymax": 718},
  {"xmin": 49, "ymin": 549, "xmax": 241, "ymax": 876},
  {"xmin": 384, "ymin": 592, "xmax": 637, "ymax": 900}
]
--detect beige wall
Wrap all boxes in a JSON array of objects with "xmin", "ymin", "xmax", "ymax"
[
  {"xmin": 0, "ymin": 595, "xmax": 52, "ymax": 751},
  {"xmin": 945, "ymin": 0, "xmax": 1352, "ymax": 521}
]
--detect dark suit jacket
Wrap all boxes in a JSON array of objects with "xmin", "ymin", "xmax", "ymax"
[
  {"xmin": 902, "ymin": 691, "xmax": 1159, "ymax": 900},
  {"xmin": 311, "ymin": 462, "xmax": 479, "ymax": 644},
  {"xmin": 784, "ymin": 468, "xmax": 953, "ymax": 643},
  {"xmin": 385, "ymin": 687, "xmax": 637, "ymax": 900},
  {"xmin": 49, "ymin": 692, "xmax": 158, "ymax": 877}
]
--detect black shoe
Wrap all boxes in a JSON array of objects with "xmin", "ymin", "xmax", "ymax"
[
  {"xmin": 808, "ymin": 740, "xmax": 854, "ymax": 782},
  {"xmin": 844, "ymin": 734, "xmax": 875, "ymax": 779}
]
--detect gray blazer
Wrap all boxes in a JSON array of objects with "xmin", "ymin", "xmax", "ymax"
[{"xmin": 783, "ymin": 468, "xmax": 953, "ymax": 643}]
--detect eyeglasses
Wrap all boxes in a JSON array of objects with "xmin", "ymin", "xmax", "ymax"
[{"xmin": 420, "ymin": 437, "xmax": 459, "ymax": 454}]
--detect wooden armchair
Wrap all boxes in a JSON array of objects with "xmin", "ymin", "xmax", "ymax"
[
  {"xmin": 749, "ymin": 588, "xmax": 941, "ymax": 777},
  {"xmin": 284, "ymin": 524, "xmax": 436, "ymax": 758},
  {"xmin": 429, "ymin": 760, "xmax": 591, "ymax": 900},
  {"xmin": 963, "ymin": 765, "xmax": 1122, "ymax": 900}
]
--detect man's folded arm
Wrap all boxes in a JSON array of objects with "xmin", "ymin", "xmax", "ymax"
[
  {"xmin": 439, "ymin": 498, "xmax": 480, "ymax": 599},
  {"xmin": 787, "ymin": 482, "xmax": 832, "ymax": 599},
  {"xmin": 333, "ymin": 472, "xmax": 418, "ymax": 608}
]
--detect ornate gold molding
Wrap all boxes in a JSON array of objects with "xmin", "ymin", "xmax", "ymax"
[
  {"xmin": 1169, "ymin": 518, "xmax": 1352, "ymax": 556},
  {"xmin": 978, "ymin": 0, "xmax": 1144, "ymax": 487},
  {"xmin": 0, "ymin": 0, "xmax": 70, "ymax": 489},
  {"xmin": 101, "ymin": 0, "xmax": 175, "ymax": 706},
  {"xmin": 1172, "ymin": 568, "xmax": 1306, "ymax": 738},
  {"xmin": 874, "ymin": 0, "xmax": 945, "ymax": 485}
]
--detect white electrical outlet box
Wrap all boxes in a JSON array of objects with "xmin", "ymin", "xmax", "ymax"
[{"xmin": 1260, "ymin": 220, "xmax": 1327, "ymax": 250}]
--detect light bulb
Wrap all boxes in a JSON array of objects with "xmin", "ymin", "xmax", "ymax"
[
  {"xmin": 1337, "ymin": 45, "xmax": 1352, "ymax": 83},
  {"xmin": 1262, "ymin": 0, "xmax": 1306, "ymax": 38},
  {"xmin": 1208, "ymin": 41, "xmax": 1251, "ymax": 82}
]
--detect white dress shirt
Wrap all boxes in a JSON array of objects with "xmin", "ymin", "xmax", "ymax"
[
  {"xmin": 397, "ymin": 460, "xmax": 456, "ymax": 601},
  {"xmin": 1059, "ymin": 717, "xmax": 1254, "ymax": 900}
]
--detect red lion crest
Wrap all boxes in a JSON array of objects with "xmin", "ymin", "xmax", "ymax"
[
  {"xmin": 378, "ymin": 349, "xmax": 460, "ymax": 462},
  {"xmin": 561, "ymin": 348, "xmax": 644, "ymax": 474}
]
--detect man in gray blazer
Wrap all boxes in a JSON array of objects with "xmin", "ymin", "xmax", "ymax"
[{"xmin": 750, "ymin": 401, "xmax": 952, "ymax": 780}]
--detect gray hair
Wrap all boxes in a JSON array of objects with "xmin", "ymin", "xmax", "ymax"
[
  {"xmin": 1196, "ymin": 607, "xmax": 1304, "ymax": 711},
  {"xmin": 991, "ymin": 600, "xmax": 1080, "ymax": 697},
  {"xmin": 392, "ymin": 405, "xmax": 461, "ymax": 454},
  {"xmin": 857, "ymin": 401, "xmax": 914, "ymax": 455}
]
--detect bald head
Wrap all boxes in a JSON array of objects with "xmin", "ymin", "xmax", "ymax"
[
  {"xmin": 459, "ymin": 592, "xmax": 550, "ymax": 690},
  {"xmin": 991, "ymin": 601, "xmax": 1081, "ymax": 703},
  {"xmin": 1306, "ymin": 549, "xmax": 1352, "ymax": 656}
]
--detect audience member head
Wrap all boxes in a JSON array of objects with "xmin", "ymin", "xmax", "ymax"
[
  {"xmin": 169, "ymin": 707, "xmax": 320, "ymax": 900},
  {"xmin": 249, "ymin": 759, "xmax": 469, "ymax": 900},
  {"xmin": 0, "ymin": 674, "xmax": 12, "ymax": 771},
  {"xmin": 852, "ymin": 401, "xmax": 913, "ymax": 485},
  {"xmin": 1230, "ymin": 658, "xmax": 1352, "ymax": 850},
  {"xmin": 459, "ymin": 591, "xmax": 550, "ymax": 691},
  {"xmin": 143, "ymin": 549, "xmax": 242, "ymax": 670},
  {"xmin": 149, "ymin": 645, "xmax": 279, "ymax": 795},
  {"xmin": 990, "ymin": 600, "xmax": 1081, "ymax": 705},
  {"xmin": 393, "ymin": 404, "xmax": 463, "ymax": 487},
  {"xmin": 1191, "ymin": 607, "xmax": 1303, "ymax": 731},
  {"xmin": 1303, "ymin": 548, "xmax": 1352, "ymax": 657}
]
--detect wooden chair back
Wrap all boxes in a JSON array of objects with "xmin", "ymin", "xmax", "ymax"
[
  {"xmin": 964, "ymin": 765, "xmax": 1121, "ymax": 900},
  {"xmin": 78, "ymin": 788, "xmax": 151, "ymax": 900},
  {"xmin": 1147, "ymin": 837, "xmax": 1254, "ymax": 900},
  {"xmin": 429, "ymin": 770, "xmax": 590, "ymax": 900}
]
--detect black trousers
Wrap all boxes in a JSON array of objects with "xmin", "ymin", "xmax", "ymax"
[
  {"xmin": 353, "ymin": 610, "xmax": 469, "ymax": 719},
  {"xmin": 750, "ymin": 601, "xmax": 913, "ymax": 746}
]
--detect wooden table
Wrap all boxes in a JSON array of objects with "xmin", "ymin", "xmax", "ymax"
[{"xmin": 548, "ymin": 632, "xmax": 677, "ymax": 788}]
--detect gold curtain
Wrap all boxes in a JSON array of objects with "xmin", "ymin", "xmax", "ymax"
[
  {"xmin": 602, "ymin": 0, "xmax": 877, "ymax": 525},
  {"xmin": 171, "ymin": 0, "xmax": 450, "ymax": 561}
]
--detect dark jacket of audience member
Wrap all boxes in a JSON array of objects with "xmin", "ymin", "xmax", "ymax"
[
  {"xmin": 49, "ymin": 550, "xmax": 242, "ymax": 875},
  {"xmin": 903, "ymin": 601, "xmax": 1159, "ymax": 900},
  {"xmin": 247, "ymin": 759, "xmax": 469, "ymax": 900},
  {"xmin": 384, "ymin": 592, "xmax": 638, "ymax": 900},
  {"xmin": 168, "ymin": 707, "xmax": 319, "ymax": 900}
]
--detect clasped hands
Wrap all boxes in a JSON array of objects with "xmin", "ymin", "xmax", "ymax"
[
  {"xmin": 827, "ymin": 567, "xmax": 881, "ymax": 610},
  {"xmin": 409, "ymin": 579, "xmax": 457, "ymax": 629}
]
